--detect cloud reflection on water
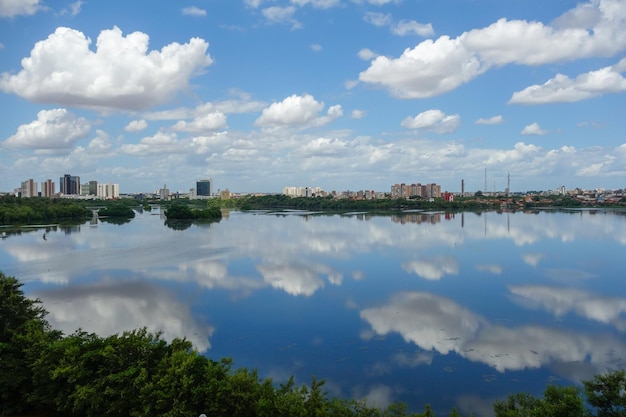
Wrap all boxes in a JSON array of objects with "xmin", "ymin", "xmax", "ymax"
[
  {"xmin": 31, "ymin": 279, "xmax": 214, "ymax": 352},
  {"xmin": 361, "ymin": 291, "xmax": 626, "ymax": 374}
]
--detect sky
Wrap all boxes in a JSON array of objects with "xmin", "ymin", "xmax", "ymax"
[{"xmin": 1, "ymin": 0, "xmax": 625, "ymax": 194}]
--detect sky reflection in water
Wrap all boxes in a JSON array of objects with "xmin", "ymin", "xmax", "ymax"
[{"xmin": 1, "ymin": 208, "xmax": 625, "ymax": 417}]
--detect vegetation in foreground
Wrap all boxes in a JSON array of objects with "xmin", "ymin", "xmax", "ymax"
[{"xmin": 1, "ymin": 271, "xmax": 625, "ymax": 417}]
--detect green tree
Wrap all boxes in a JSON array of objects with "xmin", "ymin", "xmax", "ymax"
[
  {"xmin": 584, "ymin": 370, "xmax": 626, "ymax": 417},
  {"xmin": 0, "ymin": 272, "xmax": 60, "ymax": 415}
]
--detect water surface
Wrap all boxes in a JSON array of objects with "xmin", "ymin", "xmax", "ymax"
[{"xmin": 1, "ymin": 208, "xmax": 625, "ymax": 416}]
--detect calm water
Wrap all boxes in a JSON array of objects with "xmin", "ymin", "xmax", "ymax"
[{"xmin": 1, "ymin": 208, "xmax": 625, "ymax": 416}]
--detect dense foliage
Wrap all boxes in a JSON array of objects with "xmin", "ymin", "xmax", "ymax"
[
  {"xmin": 164, "ymin": 202, "xmax": 222, "ymax": 220},
  {"xmin": 97, "ymin": 203, "xmax": 136, "ymax": 219},
  {"xmin": 2, "ymin": 271, "xmax": 625, "ymax": 417},
  {"xmin": 220, "ymin": 194, "xmax": 496, "ymax": 212},
  {"xmin": 0, "ymin": 196, "xmax": 92, "ymax": 225}
]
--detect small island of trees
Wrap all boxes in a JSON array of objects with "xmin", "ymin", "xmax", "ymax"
[
  {"xmin": 97, "ymin": 203, "xmax": 136, "ymax": 219},
  {"xmin": 2, "ymin": 271, "xmax": 625, "ymax": 417}
]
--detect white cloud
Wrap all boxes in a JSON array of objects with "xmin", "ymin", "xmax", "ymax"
[
  {"xmin": 0, "ymin": 26, "xmax": 213, "ymax": 111},
  {"xmin": 3, "ymin": 108, "xmax": 91, "ymax": 149},
  {"xmin": 291, "ymin": 0, "xmax": 341, "ymax": 8},
  {"xmin": 401, "ymin": 109, "xmax": 460, "ymax": 134},
  {"xmin": 364, "ymin": 12, "xmax": 433, "ymax": 37},
  {"xmin": 360, "ymin": 0, "xmax": 626, "ymax": 99},
  {"xmin": 475, "ymin": 115, "xmax": 503, "ymax": 125},
  {"xmin": 124, "ymin": 119, "xmax": 147, "ymax": 132},
  {"xmin": 521, "ymin": 122, "xmax": 548, "ymax": 136},
  {"xmin": 182, "ymin": 6, "xmax": 207, "ymax": 16},
  {"xmin": 360, "ymin": 36, "xmax": 486, "ymax": 98},
  {"xmin": 119, "ymin": 132, "xmax": 184, "ymax": 156},
  {"xmin": 60, "ymin": 0, "xmax": 83, "ymax": 16},
  {"xmin": 262, "ymin": 6, "xmax": 301, "ymax": 29},
  {"xmin": 358, "ymin": 48, "xmax": 378, "ymax": 60},
  {"xmin": 255, "ymin": 94, "xmax": 341, "ymax": 128},
  {"xmin": 351, "ymin": 109, "xmax": 366, "ymax": 119},
  {"xmin": 171, "ymin": 111, "xmax": 228, "ymax": 132},
  {"xmin": 391, "ymin": 20, "xmax": 434, "ymax": 37},
  {"xmin": 311, "ymin": 43, "xmax": 322, "ymax": 52},
  {"xmin": 510, "ymin": 59, "xmax": 626, "ymax": 104},
  {"xmin": 364, "ymin": 12, "xmax": 391, "ymax": 27},
  {"xmin": 0, "ymin": 0, "xmax": 43, "ymax": 17}
]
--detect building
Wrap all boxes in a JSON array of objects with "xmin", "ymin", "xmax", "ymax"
[
  {"xmin": 159, "ymin": 184, "xmax": 170, "ymax": 200},
  {"xmin": 97, "ymin": 183, "xmax": 119, "ymax": 199},
  {"xmin": 196, "ymin": 179, "xmax": 212, "ymax": 197},
  {"xmin": 20, "ymin": 179, "xmax": 37, "ymax": 197},
  {"xmin": 60, "ymin": 174, "xmax": 80, "ymax": 195},
  {"xmin": 41, "ymin": 179, "xmax": 55, "ymax": 197}
]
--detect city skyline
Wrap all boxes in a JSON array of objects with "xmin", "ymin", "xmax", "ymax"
[{"xmin": 1, "ymin": 1, "xmax": 626, "ymax": 193}]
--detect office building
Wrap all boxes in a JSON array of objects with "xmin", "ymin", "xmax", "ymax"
[
  {"xmin": 60, "ymin": 174, "xmax": 80, "ymax": 195},
  {"xmin": 196, "ymin": 179, "xmax": 212, "ymax": 197}
]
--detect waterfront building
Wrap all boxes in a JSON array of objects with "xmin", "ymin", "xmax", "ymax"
[
  {"xmin": 41, "ymin": 179, "xmax": 55, "ymax": 197},
  {"xmin": 60, "ymin": 174, "xmax": 80, "ymax": 195},
  {"xmin": 196, "ymin": 179, "xmax": 212, "ymax": 197},
  {"xmin": 20, "ymin": 179, "xmax": 37, "ymax": 197}
]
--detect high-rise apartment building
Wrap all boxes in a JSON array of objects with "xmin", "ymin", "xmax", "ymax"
[
  {"xmin": 97, "ymin": 183, "xmax": 119, "ymax": 199},
  {"xmin": 41, "ymin": 179, "xmax": 55, "ymax": 197},
  {"xmin": 20, "ymin": 179, "xmax": 37, "ymax": 197},
  {"xmin": 196, "ymin": 179, "xmax": 212, "ymax": 197},
  {"xmin": 60, "ymin": 174, "xmax": 80, "ymax": 195}
]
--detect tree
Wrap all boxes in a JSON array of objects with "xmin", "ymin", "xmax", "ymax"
[
  {"xmin": 0, "ymin": 272, "xmax": 60, "ymax": 415},
  {"xmin": 584, "ymin": 370, "xmax": 626, "ymax": 417}
]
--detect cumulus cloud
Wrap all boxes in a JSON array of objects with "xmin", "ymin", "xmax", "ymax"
[
  {"xmin": 509, "ymin": 59, "xmax": 626, "ymax": 104},
  {"xmin": 351, "ymin": 109, "xmax": 366, "ymax": 119},
  {"xmin": 262, "ymin": 6, "xmax": 301, "ymax": 29},
  {"xmin": 0, "ymin": 0, "xmax": 43, "ymax": 17},
  {"xmin": 171, "ymin": 111, "xmax": 228, "ymax": 132},
  {"xmin": 3, "ymin": 108, "xmax": 91, "ymax": 149},
  {"xmin": 311, "ymin": 43, "xmax": 322, "ymax": 52},
  {"xmin": 401, "ymin": 109, "xmax": 460, "ymax": 134},
  {"xmin": 182, "ymin": 6, "xmax": 206, "ymax": 16},
  {"xmin": 124, "ymin": 119, "xmax": 147, "ymax": 132},
  {"xmin": 119, "ymin": 132, "xmax": 184, "ymax": 156},
  {"xmin": 60, "ymin": 0, "xmax": 83, "ymax": 16},
  {"xmin": 391, "ymin": 20, "xmax": 434, "ymax": 37},
  {"xmin": 291, "ymin": 0, "xmax": 341, "ymax": 8},
  {"xmin": 255, "ymin": 94, "xmax": 342, "ymax": 128},
  {"xmin": 521, "ymin": 122, "xmax": 548, "ymax": 136},
  {"xmin": 0, "ymin": 26, "xmax": 213, "ymax": 111},
  {"xmin": 475, "ymin": 115, "xmax": 503, "ymax": 125},
  {"xmin": 359, "ymin": 0, "xmax": 626, "ymax": 99},
  {"xmin": 360, "ymin": 36, "xmax": 486, "ymax": 98},
  {"xmin": 358, "ymin": 48, "xmax": 378, "ymax": 60}
]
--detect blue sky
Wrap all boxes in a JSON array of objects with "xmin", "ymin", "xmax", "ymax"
[{"xmin": 1, "ymin": 0, "xmax": 625, "ymax": 194}]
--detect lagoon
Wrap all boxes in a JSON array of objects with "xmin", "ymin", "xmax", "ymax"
[{"xmin": 1, "ymin": 208, "xmax": 625, "ymax": 416}]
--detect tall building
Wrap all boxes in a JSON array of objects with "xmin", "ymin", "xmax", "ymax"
[
  {"xmin": 89, "ymin": 181, "xmax": 98, "ymax": 196},
  {"xmin": 20, "ymin": 179, "xmax": 37, "ymax": 197},
  {"xmin": 97, "ymin": 183, "xmax": 119, "ymax": 199},
  {"xmin": 196, "ymin": 179, "xmax": 212, "ymax": 197},
  {"xmin": 60, "ymin": 174, "xmax": 80, "ymax": 195},
  {"xmin": 41, "ymin": 179, "xmax": 55, "ymax": 197}
]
